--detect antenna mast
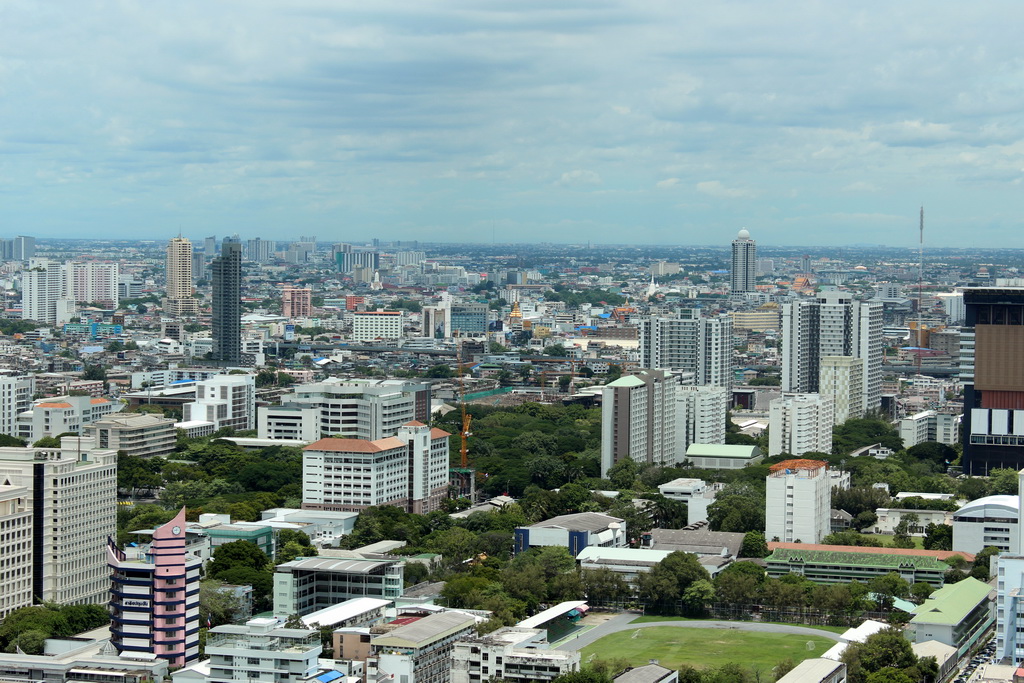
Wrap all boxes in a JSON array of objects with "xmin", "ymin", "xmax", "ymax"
[{"xmin": 917, "ymin": 207, "xmax": 924, "ymax": 376}]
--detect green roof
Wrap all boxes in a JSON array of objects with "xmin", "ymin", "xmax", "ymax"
[
  {"xmin": 910, "ymin": 577, "xmax": 992, "ymax": 626},
  {"xmin": 766, "ymin": 548, "xmax": 947, "ymax": 570}
]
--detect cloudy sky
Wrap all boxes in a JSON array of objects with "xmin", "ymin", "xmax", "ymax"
[{"xmin": 2, "ymin": 1, "xmax": 1023, "ymax": 247}]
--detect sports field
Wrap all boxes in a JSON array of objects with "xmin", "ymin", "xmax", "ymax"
[{"xmin": 580, "ymin": 626, "xmax": 835, "ymax": 674}]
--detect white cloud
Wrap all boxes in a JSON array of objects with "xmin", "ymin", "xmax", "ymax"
[
  {"xmin": 557, "ymin": 169, "xmax": 602, "ymax": 187},
  {"xmin": 656, "ymin": 177, "xmax": 681, "ymax": 188},
  {"xmin": 696, "ymin": 181, "xmax": 757, "ymax": 199},
  {"xmin": 842, "ymin": 181, "xmax": 879, "ymax": 192}
]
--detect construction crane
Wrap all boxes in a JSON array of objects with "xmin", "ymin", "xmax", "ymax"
[
  {"xmin": 449, "ymin": 340, "xmax": 477, "ymax": 502},
  {"xmin": 458, "ymin": 344, "xmax": 472, "ymax": 469}
]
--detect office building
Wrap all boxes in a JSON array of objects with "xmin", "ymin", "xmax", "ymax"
[
  {"xmin": 0, "ymin": 374, "xmax": 34, "ymax": 437},
  {"xmin": 675, "ymin": 384, "xmax": 728, "ymax": 454},
  {"xmin": 282, "ymin": 286, "xmax": 312, "ymax": 318},
  {"xmin": 900, "ymin": 410, "xmax": 962, "ymax": 448},
  {"xmin": 0, "ymin": 634, "xmax": 169, "ymax": 683},
  {"xmin": 0, "ymin": 235, "xmax": 36, "ymax": 261},
  {"xmin": 768, "ymin": 393, "xmax": 834, "ymax": 457},
  {"xmin": 246, "ymin": 237, "xmax": 275, "ymax": 263},
  {"xmin": 352, "ymin": 310, "xmax": 403, "ymax": 342},
  {"xmin": 273, "ymin": 555, "xmax": 404, "ymax": 617},
  {"xmin": 818, "ymin": 355, "xmax": 864, "ymax": 424},
  {"xmin": 107, "ymin": 508, "xmax": 201, "ymax": 669},
  {"xmin": 601, "ymin": 369, "xmax": 677, "ymax": 477},
  {"xmin": 0, "ymin": 440, "xmax": 117, "ymax": 605},
  {"xmin": 15, "ymin": 395, "xmax": 122, "ymax": 442},
  {"xmin": 953, "ymin": 494, "xmax": 1019, "ymax": 555},
  {"xmin": 451, "ymin": 627, "xmax": 581, "ymax": 683},
  {"xmin": 937, "ymin": 292, "xmax": 966, "ymax": 325},
  {"xmin": 21, "ymin": 260, "xmax": 75, "ymax": 325},
  {"xmin": 514, "ymin": 512, "xmax": 627, "ymax": 557},
  {"xmin": 84, "ymin": 413, "xmax": 178, "ymax": 459},
  {"xmin": 765, "ymin": 544, "xmax": 959, "ymax": 586},
  {"xmin": 730, "ymin": 228, "xmax": 757, "ymax": 294},
  {"xmin": 204, "ymin": 235, "xmax": 217, "ymax": 254},
  {"xmin": 450, "ymin": 303, "xmax": 489, "ymax": 337},
  {"xmin": 259, "ymin": 378, "xmax": 430, "ymax": 441},
  {"xmin": 205, "ymin": 618, "xmax": 320, "ymax": 682},
  {"xmin": 183, "ymin": 374, "xmax": 255, "ymax": 432},
  {"xmin": 0, "ymin": 484, "xmax": 32, "ymax": 618},
  {"xmin": 302, "ymin": 422, "xmax": 450, "ymax": 514},
  {"xmin": 165, "ymin": 237, "xmax": 200, "ymax": 316},
  {"xmin": 65, "ymin": 261, "xmax": 119, "ymax": 308},
  {"xmin": 367, "ymin": 612, "xmax": 477, "ymax": 683},
  {"xmin": 336, "ymin": 249, "xmax": 380, "ymax": 274},
  {"xmin": 782, "ymin": 292, "xmax": 883, "ymax": 414},
  {"xmin": 765, "ymin": 459, "xmax": 831, "ymax": 544},
  {"xmin": 211, "ymin": 237, "xmax": 243, "ymax": 364},
  {"xmin": 960, "ymin": 287, "xmax": 1024, "ymax": 472},
  {"xmin": 638, "ymin": 311, "xmax": 733, "ymax": 387},
  {"xmin": 909, "ymin": 577, "xmax": 994, "ymax": 658}
]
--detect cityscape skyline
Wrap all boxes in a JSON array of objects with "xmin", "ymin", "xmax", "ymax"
[{"xmin": 3, "ymin": 3, "xmax": 1024, "ymax": 247}]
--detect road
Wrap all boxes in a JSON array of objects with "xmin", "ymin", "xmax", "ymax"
[{"xmin": 561, "ymin": 614, "xmax": 845, "ymax": 652}]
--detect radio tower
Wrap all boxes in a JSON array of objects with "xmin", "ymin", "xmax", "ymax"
[{"xmin": 917, "ymin": 207, "xmax": 924, "ymax": 375}]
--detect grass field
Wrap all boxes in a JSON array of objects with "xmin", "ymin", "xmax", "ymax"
[
  {"xmin": 581, "ymin": 626, "xmax": 836, "ymax": 674},
  {"xmin": 627, "ymin": 616, "xmax": 847, "ymax": 634}
]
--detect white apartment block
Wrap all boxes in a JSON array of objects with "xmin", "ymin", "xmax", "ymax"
[
  {"xmin": 15, "ymin": 395, "xmax": 122, "ymax": 442},
  {"xmin": 0, "ymin": 375, "xmax": 34, "ymax": 437},
  {"xmin": 900, "ymin": 410, "xmax": 963, "ymax": 448},
  {"xmin": 273, "ymin": 555, "xmax": 404, "ymax": 617},
  {"xmin": 302, "ymin": 422, "xmax": 450, "ymax": 514},
  {"xmin": 601, "ymin": 369, "xmax": 677, "ymax": 478},
  {"xmin": 0, "ymin": 484, "xmax": 32, "ymax": 618},
  {"xmin": 367, "ymin": 612, "xmax": 477, "ymax": 683},
  {"xmin": 65, "ymin": 261, "xmax": 119, "ymax": 308},
  {"xmin": 0, "ymin": 439, "xmax": 117, "ymax": 604},
  {"xmin": 83, "ymin": 413, "xmax": 177, "ymax": 458},
  {"xmin": 638, "ymin": 312, "xmax": 734, "ymax": 388},
  {"xmin": 259, "ymin": 378, "xmax": 428, "ymax": 441},
  {"xmin": 993, "ymin": 469, "xmax": 1024, "ymax": 663},
  {"xmin": 782, "ymin": 293, "xmax": 883, "ymax": 415},
  {"xmin": 352, "ymin": 310, "xmax": 403, "ymax": 342},
  {"xmin": 183, "ymin": 374, "xmax": 255, "ymax": 432},
  {"xmin": 819, "ymin": 356, "xmax": 864, "ymax": 424},
  {"xmin": 768, "ymin": 393, "xmax": 834, "ymax": 457},
  {"xmin": 21, "ymin": 260, "xmax": 75, "ymax": 325},
  {"xmin": 205, "ymin": 618, "xmax": 321, "ymax": 683},
  {"xmin": 451, "ymin": 627, "xmax": 581, "ymax": 683},
  {"xmin": 765, "ymin": 459, "xmax": 831, "ymax": 544},
  {"xmin": 675, "ymin": 384, "xmax": 728, "ymax": 455}
]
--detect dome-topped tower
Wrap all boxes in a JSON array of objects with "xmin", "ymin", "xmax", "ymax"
[
  {"xmin": 737, "ymin": 227, "xmax": 751, "ymax": 240},
  {"xmin": 731, "ymin": 228, "xmax": 756, "ymax": 293}
]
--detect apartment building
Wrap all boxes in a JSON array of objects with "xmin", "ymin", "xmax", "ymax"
[
  {"xmin": 15, "ymin": 395, "xmax": 122, "ymax": 441},
  {"xmin": 84, "ymin": 413, "xmax": 177, "ymax": 458},
  {"xmin": 0, "ymin": 484, "xmax": 32, "ymax": 618},
  {"xmin": 273, "ymin": 555, "xmax": 405, "ymax": 617},
  {"xmin": 183, "ymin": 374, "xmax": 255, "ymax": 432},
  {"xmin": 638, "ymin": 311, "xmax": 734, "ymax": 387},
  {"xmin": 352, "ymin": 310, "xmax": 403, "ymax": 342},
  {"xmin": 600, "ymin": 369, "xmax": 677, "ymax": 478},
  {"xmin": 768, "ymin": 393, "xmax": 834, "ymax": 457},
  {"xmin": 451, "ymin": 627, "xmax": 580, "ymax": 683},
  {"xmin": 765, "ymin": 459, "xmax": 831, "ymax": 544}
]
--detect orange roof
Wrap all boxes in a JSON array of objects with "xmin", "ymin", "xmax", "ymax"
[
  {"xmin": 304, "ymin": 437, "xmax": 406, "ymax": 453},
  {"xmin": 90, "ymin": 398, "xmax": 110, "ymax": 404},
  {"xmin": 768, "ymin": 542, "xmax": 974, "ymax": 563},
  {"xmin": 769, "ymin": 459, "xmax": 827, "ymax": 472},
  {"xmin": 430, "ymin": 427, "xmax": 451, "ymax": 440},
  {"xmin": 404, "ymin": 420, "xmax": 427, "ymax": 427},
  {"xmin": 38, "ymin": 402, "xmax": 72, "ymax": 409}
]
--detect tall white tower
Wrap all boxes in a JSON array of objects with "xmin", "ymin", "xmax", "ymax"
[{"xmin": 731, "ymin": 228, "xmax": 757, "ymax": 294}]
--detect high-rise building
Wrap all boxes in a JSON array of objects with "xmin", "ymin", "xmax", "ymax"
[
  {"xmin": 638, "ymin": 311, "xmax": 733, "ymax": 387},
  {"xmin": 0, "ymin": 374, "xmax": 34, "ymax": 437},
  {"xmin": 258, "ymin": 378, "xmax": 430, "ymax": 441},
  {"xmin": 0, "ymin": 484, "xmax": 32, "ymax": 618},
  {"xmin": 991, "ymin": 470, "xmax": 1024, "ymax": 663},
  {"xmin": 282, "ymin": 286, "xmax": 312, "ymax": 318},
  {"xmin": 601, "ymin": 369, "xmax": 677, "ymax": 478},
  {"xmin": 211, "ymin": 237, "xmax": 242, "ymax": 364},
  {"xmin": 818, "ymin": 356, "xmax": 864, "ymax": 424},
  {"xmin": 730, "ymin": 228, "xmax": 757, "ymax": 293},
  {"xmin": 960, "ymin": 287, "xmax": 1024, "ymax": 472},
  {"xmin": 782, "ymin": 292, "xmax": 883, "ymax": 415},
  {"xmin": 765, "ymin": 458, "xmax": 831, "ymax": 545},
  {"xmin": 21, "ymin": 260, "xmax": 75, "ymax": 324},
  {"xmin": 204, "ymin": 235, "xmax": 217, "ymax": 254},
  {"xmin": 768, "ymin": 393, "xmax": 834, "ymax": 457},
  {"xmin": 13, "ymin": 236, "xmax": 35, "ymax": 261},
  {"xmin": 164, "ymin": 237, "xmax": 199, "ymax": 316},
  {"xmin": 675, "ymin": 384, "xmax": 729, "ymax": 453},
  {"xmin": 0, "ymin": 439, "xmax": 117, "ymax": 605},
  {"xmin": 246, "ymin": 237, "xmax": 275, "ymax": 263},
  {"xmin": 65, "ymin": 261, "xmax": 119, "ymax": 308},
  {"xmin": 352, "ymin": 310, "xmax": 403, "ymax": 342},
  {"xmin": 183, "ymin": 374, "xmax": 255, "ymax": 432},
  {"xmin": 302, "ymin": 421, "xmax": 450, "ymax": 514},
  {"xmin": 107, "ymin": 508, "xmax": 201, "ymax": 669}
]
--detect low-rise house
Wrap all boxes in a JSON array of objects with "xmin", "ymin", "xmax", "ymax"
[
  {"xmin": 515, "ymin": 512, "xmax": 627, "ymax": 557},
  {"xmin": 683, "ymin": 443, "xmax": 762, "ymax": 469}
]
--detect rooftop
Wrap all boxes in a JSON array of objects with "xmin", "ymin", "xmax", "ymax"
[
  {"xmin": 528, "ymin": 512, "xmax": 624, "ymax": 532},
  {"xmin": 370, "ymin": 611, "xmax": 475, "ymax": 647},
  {"xmin": 769, "ymin": 458, "xmax": 827, "ymax": 473},
  {"xmin": 769, "ymin": 542, "xmax": 974, "ymax": 563},
  {"xmin": 303, "ymin": 436, "xmax": 406, "ymax": 453},
  {"xmin": 910, "ymin": 577, "xmax": 993, "ymax": 626},
  {"xmin": 766, "ymin": 546, "xmax": 950, "ymax": 570}
]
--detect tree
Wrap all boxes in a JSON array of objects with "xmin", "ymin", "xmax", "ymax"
[
  {"xmin": 707, "ymin": 484, "xmax": 766, "ymax": 533},
  {"xmin": 199, "ymin": 580, "xmax": 244, "ymax": 628},
  {"xmin": 739, "ymin": 531, "xmax": 769, "ymax": 558},
  {"xmin": 82, "ymin": 364, "xmax": 107, "ymax": 381},
  {"xmin": 774, "ymin": 658, "xmax": 796, "ymax": 680},
  {"xmin": 207, "ymin": 540, "xmax": 270, "ymax": 578},
  {"xmin": 922, "ymin": 523, "xmax": 952, "ymax": 551},
  {"xmin": 682, "ymin": 578, "xmax": 715, "ymax": 613}
]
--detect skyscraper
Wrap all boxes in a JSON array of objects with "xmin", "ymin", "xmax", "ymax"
[
  {"xmin": 164, "ymin": 237, "xmax": 199, "ymax": 316},
  {"xmin": 601, "ymin": 369, "xmax": 677, "ymax": 478},
  {"xmin": 730, "ymin": 228, "xmax": 757, "ymax": 294},
  {"xmin": 282, "ymin": 286, "xmax": 312, "ymax": 318},
  {"xmin": 960, "ymin": 286, "xmax": 1024, "ymax": 472},
  {"xmin": 65, "ymin": 261, "xmax": 119, "ymax": 308},
  {"xmin": 21, "ymin": 260, "xmax": 75, "ymax": 325},
  {"xmin": 782, "ymin": 292, "xmax": 883, "ymax": 415},
  {"xmin": 638, "ymin": 311, "xmax": 734, "ymax": 387},
  {"xmin": 211, "ymin": 236, "xmax": 242, "ymax": 364}
]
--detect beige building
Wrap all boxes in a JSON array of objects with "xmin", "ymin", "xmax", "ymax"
[
  {"xmin": 84, "ymin": 413, "xmax": 177, "ymax": 458},
  {"xmin": 367, "ymin": 612, "xmax": 477, "ymax": 683},
  {"xmin": 732, "ymin": 303, "xmax": 781, "ymax": 332},
  {"xmin": 0, "ymin": 484, "xmax": 32, "ymax": 618},
  {"xmin": 819, "ymin": 356, "xmax": 864, "ymax": 424},
  {"xmin": 352, "ymin": 310, "xmax": 403, "ymax": 342},
  {"xmin": 164, "ymin": 237, "xmax": 200, "ymax": 316}
]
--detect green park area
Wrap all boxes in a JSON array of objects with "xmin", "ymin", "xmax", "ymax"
[{"xmin": 580, "ymin": 626, "xmax": 836, "ymax": 675}]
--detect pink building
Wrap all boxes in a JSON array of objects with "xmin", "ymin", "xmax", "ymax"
[
  {"xmin": 282, "ymin": 286, "xmax": 313, "ymax": 318},
  {"xmin": 107, "ymin": 508, "xmax": 201, "ymax": 669}
]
